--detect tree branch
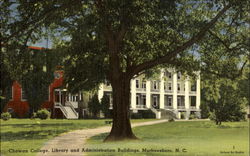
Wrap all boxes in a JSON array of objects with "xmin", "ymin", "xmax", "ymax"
[
  {"xmin": 131, "ymin": 4, "xmax": 231, "ymax": 76},
  {"xmin": 208, "ymin": 30, "xmax": 231, "ymax": 51}
]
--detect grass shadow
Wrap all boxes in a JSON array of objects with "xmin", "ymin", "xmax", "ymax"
[
  {"xmin": 1, "ymin": 123, "xmax": 74, "ymax": 128},
  {"xmin": 1, "ymin": 129, "xmax": 66, "ymax": 141}
]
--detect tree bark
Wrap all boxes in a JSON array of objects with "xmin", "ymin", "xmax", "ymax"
[{"xmin": 104, "ymin": 75, "xmax": 137, "ymax": 142}]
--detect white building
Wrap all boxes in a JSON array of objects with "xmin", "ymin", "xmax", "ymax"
[{"xmin": 98, "ymin": 69, "xmax": 201, "ymax": 119}]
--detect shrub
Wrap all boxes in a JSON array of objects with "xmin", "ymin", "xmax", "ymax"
[
  {"xmin": 141, "ymin": 110, "xmax": 156, "ymax": 118},
  {"xmin": 189, "ymin": 114, "xmax": 196, "ymax": 120},
  {"xmin": 36, "ymin": 109, "xmax": 50, "ymax": 120},
  {"xmin": 200, "ymin": 101, "xmax": 210, "ymax": 119},
  {"xmin": 101, "ymin": 94, "xmax": 111, "ymax": 118},
  {"xmin": 31, "ymin": 112, "xmax": 37, "ymax": 119},
  {"xmin": 180, "ymin": 112, "xmax": 185, "ymax": 119},
  {"xmin": 1, "ymin": 112, "xmax": 11, "ymax": 121},
  {"xmin": 168, "ymin": 118, "xmax": 175, "ymax": 122},
  {"xmin": 88, "ymin": 94, "xmax": 101, "ymax": 118},
  {"xmin": 130, "ymin": 112, "xmax": 143, "ymax": 119}
]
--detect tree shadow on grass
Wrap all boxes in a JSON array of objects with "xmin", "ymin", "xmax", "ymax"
[{"xmin": 1, "ymin": 129, "xmax": 66, "ymax": 141}]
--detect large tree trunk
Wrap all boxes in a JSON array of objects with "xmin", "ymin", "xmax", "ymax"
[{"xmin": 104, "ymin": 76, "xmax": 137, "ymax": 141}]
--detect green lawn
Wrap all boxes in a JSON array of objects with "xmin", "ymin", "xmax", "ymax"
[
  {"xmin": 85, "ymin": 121, "xmax": 249, "ymax": 156},
  {"xmin": 0, "ymin": 118, "xmax": 155, "ymax": 156}
]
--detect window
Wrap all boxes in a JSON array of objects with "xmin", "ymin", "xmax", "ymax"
[
  {"xmin": 153, "ymin": 96, "xmax": 158, "ymax": 106},
  {"xmin": 168, "ymin": 96, "xmax": 172, "ymax": 106},
  {"xmin": 177, "ymin": 72, "xmax": 181, "ymax": 79},
  {"xmin": 168, "ymin": 83, "xmax": 172, "ymax": 90},
  {"xmin": 177, "ymin": 97, "xmax": 181, "ymax": 106},
  {"xmin": 142, "ymin": 95, "xmax": 146, "ymax": 105},
  {"xmin": 165, "ymin": 71, "xmax": 172, "ymax": 78},
  {"xmin": 191, "ymin": 96, "xmax": 196, "ymax": 106},
  {"xmin": 141, "ymin": 81, "xmax": 146, "ymax": 89},
  {"xmin": 136, "ymin": 95, "xmax": 139, "ymax": 105},
  {"xmin": 21, "ymin": 88, "xmax": 27, "ymax": 101},
  {"xmin": 136, "ymin": 80, "xmax": 139, "ymax": 88},
  {"xmin": 177, "ymin": 83, "xmax": 180, "ymax": 91},
  {"xmin": 153, "ymin": 81, "xmax": 158, "ymax": 90},
  {"xmin": 191, "ymin": 83, "xmax": 197, "ymax": 91},
  {"xmin": 168, "ymin": 73, "xmax": 172, "ymax": 79}
]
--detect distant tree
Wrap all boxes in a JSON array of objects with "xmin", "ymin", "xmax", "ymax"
[
  {"xmin": 237, "ymin": 64, "xmax": 250, "ymax": 106},
  {"xmin": 101, "ymin": 94, "xmax": 111, "ymax": 118},
  {"xmin": 88, "ymin": 94, "xmax": 101, "ymax": 118},
  {"xmin": 203, "ymin": 79, "xmax": 246, "ymax": 125},
  {"xmin": 20, "ymin": 48, "xmax": 60, "ymax": 116}
]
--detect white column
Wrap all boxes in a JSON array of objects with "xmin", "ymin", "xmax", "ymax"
[
  {"xmin": 196, "ymin": 75, "xmax": 201, "ymax": 109},
  {"xmin": 173, "ymin": 72, "xmax": 177, "ymax": 109},
  {"xmin": 98, "ymin": 84, "xmax": 104, "ymax": 102},
  {"xmin": 146, "ymin": 80, "xmax": 151, "ymax": 108},
  {"xmin": 131, "ymin": 79, "xmax": 136, "ymax": 109},
  {"xmin": 184, "ymin": 79, "xmax": 190, "ymax": 109},
  {"xmin": 68, "ymin": 93, "xmax": 71, "ymax": 101},
  {"xmin": 160, "ymin": 70, "xmax": 165, "ymax": 109}
]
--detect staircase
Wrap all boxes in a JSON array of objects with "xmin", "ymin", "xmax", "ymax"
[
  {"xmin": 63, "ymin": 106, "xmax": 78, "ymax": 119},
  {"xmin": 56, "ymin": 102, "xmax": 78, "ymax": 119},
  {"xmin": 160, "ymin": 109, "xmax": 177, "ymax": 119},
  {"xmin": 150, "ymin": 108, "xmax": 161, "ymax": 119},
  {"xmin": 150, "ymin": 108, "xmax": 177, "ymax": 119}
]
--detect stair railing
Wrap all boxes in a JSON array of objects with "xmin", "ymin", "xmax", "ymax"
[{"xmin": 65, "ymin": 101, "xmax": 78, "ymax": 117}]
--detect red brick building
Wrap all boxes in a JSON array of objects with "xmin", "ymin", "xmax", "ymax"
[
  {"xmin": 4, "ymin": 70, "xmax": 64, "ymax": 118},
  {"xmin": 3, "ymin": 46, "xmax": 75, "ymax": 118}
]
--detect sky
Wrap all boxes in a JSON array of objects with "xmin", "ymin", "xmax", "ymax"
[{"xmin": 28, "ymin": 37, "xmax": 52, "ymax": 49}]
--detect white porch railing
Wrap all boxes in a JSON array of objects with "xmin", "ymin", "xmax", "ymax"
[
  {"xmin": 177, "ymin": 106, "xmax": 185, "ymax": 109},
  {"xmin": 136, "ymin": 105, "xmax": 146, "ymax": 108}
]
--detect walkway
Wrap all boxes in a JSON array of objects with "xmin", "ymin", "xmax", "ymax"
[{"xmin": 37, "ymin": 120, "xmax": 168, "ymax": 156}]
